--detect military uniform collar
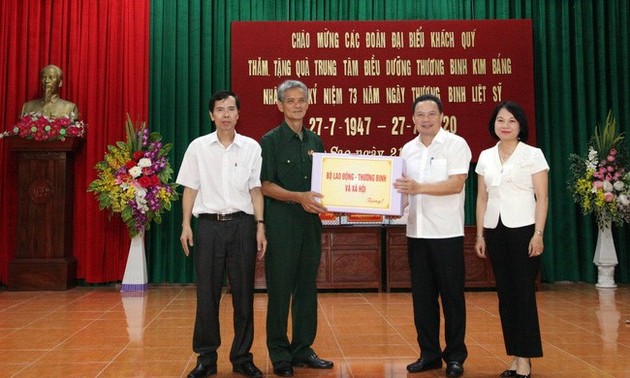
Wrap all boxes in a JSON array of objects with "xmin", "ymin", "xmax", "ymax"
[{"xmin": 279, "ymin": 122, "xmax": 307, "ymax": 141}]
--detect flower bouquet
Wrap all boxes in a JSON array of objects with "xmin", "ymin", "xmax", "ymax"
[
  {"xmin": 0, "ymin": 112, "xmax": 86, "ymax": 141},
  {"xmin": 88, "ymin": 115, "xmax": 179, "ymax": 237},
  {"xmin": 568, "ymin": 111, "xmax": 630, "ymax": 230}
]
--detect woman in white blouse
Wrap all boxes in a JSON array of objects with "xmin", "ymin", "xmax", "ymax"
[{"xmin": 474, "ymin": 101, "xmax": 549, "ymax": 378}]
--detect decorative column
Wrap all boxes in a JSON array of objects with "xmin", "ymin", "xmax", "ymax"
[{"xmin": 7, "ymin": 137, "xmax": 82, "ymax": 290}]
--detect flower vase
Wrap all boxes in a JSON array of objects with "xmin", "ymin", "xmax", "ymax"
[
  {"xmin": 121, "ymin": 232, "xmax": 148, "ymax": 292},
  {"xmin": 593, "ymin": 222, "xmax": 618, "ymax": 288}
]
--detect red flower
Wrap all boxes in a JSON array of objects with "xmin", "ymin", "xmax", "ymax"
[
  {"xmin": 48, "ymin": 127, "xmax": 60, "ymax": 138},
  {"xmin": 56, "ymin": 117, "xmax": 71, "ymax": 127},
  {"xmin": 150, "ymin": 175, "xmax": 161, "ymax": 186},
  {"xmin": 34, "ymin": 130, "xmax": 46, "ymax": 141},
  {"xmin": 116, "ymin": 172, "xmax": 131, "ymax": 183},
  {"xmin": 66, "ymin": 126, "xmax": 79, "ymax": 136},
  {"xmin": 18, "ymin": 127, "xmax": 30, "ymax": 137},
  {"xmin": 133, "ymin": 151, "xmax": 144, "ymax": 161},
  {"xmin": 124, "ymin": 160, "xmax": 136, "ymax": 170},
  {"xmin": 137, "ymin": 175, "xmax": 153, "ymax": 188},
  {"xmin": 8, "ymin": 113, "xmax": 87, "ymax": 141}
]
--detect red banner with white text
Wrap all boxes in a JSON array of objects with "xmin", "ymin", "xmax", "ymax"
[{"xmin": 231, "ymin": 20, "xmax": 535, "ymax": 160}]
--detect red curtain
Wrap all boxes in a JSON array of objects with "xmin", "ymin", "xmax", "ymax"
[{"xmin": 0, "ymin": 0, "xmax": 149, "ymax": 284}]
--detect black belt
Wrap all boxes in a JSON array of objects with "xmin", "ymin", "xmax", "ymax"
[{"xmin": 199, "ymin": 211, "xmax": 247, "ymax": 221}]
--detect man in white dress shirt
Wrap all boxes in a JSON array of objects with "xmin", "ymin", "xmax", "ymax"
[
  {"xmin": 177, "ymin": 91, "xmax": 266, "ymax": 378},
  {"xmin": 394, "ymin": 94, "xmax": 471, "ymax": 378}
]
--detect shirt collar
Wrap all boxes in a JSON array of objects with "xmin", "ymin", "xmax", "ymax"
[
  {"xmin": 208, "ymin": 131, "xmax": 242, "ymax": 148},
  {"xmin": 416, "ymin": 127, "xmax": 447, "ymax": 148},
  {"xmin": 279, "ymin": 122, "xmax": 305, "ymax": 143},
  {"xmin": 433, "ymin": 128, "xmax": 447, "ymax": 144}
]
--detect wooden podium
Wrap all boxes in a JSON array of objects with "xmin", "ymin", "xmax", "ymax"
[{"xmin": 8, "ymin": 137, "xmax": 82, "ymax": 290}]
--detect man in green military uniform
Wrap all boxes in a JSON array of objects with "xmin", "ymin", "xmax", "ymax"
[{"xmin": 260, "ymin": 80, "xmax": 334, "ymax": 377}]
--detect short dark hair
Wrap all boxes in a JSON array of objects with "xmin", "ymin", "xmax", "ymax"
[
  {"xmin": 487, "ymin": 101, "xmax": 529, "ymax": 142},
  {"xmin": 209, "ymin": 91, "xmax": 240, "ymax": 112},
  {"xmin": 412, "ymin": 94, "xmax": 443, "ymax": 114}
]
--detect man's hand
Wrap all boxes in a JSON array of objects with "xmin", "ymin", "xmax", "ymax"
[
  {"xmin": 180, "ymin": 226, "xmax": 194, "ymax": 256},
  {"xmin": 256, "ymin": 226, "xmax": 267, "ymax": 260},
  {"xmin": 394, "ymin": 176, "xmax": 420, "ymax": 194},
  {"xmin": 298, "ymin": 191, "xmax": 327, "ymax": 214}
]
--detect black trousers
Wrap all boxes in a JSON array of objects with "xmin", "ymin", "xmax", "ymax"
[
  {"xmin": 193, "ymin": 214, "xmax": 257, "ymax": 365},
  {"xmin": 485, "ymin": 220, "xmax": 543, "ymax": 357},
  {"xmin": 408, "ymin": 236, "xmax": 468, "ymax": 364}
]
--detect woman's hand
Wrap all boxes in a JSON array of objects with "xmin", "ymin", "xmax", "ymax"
[
  {"xmin": 474, "ymin": 237, "xmax": 486, "ymax": 258},
  {"xmin": 528, "ymin": 234, "xmax": 544, "ymax": 257}
]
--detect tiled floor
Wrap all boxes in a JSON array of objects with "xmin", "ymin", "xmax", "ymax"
[{"xmin": 1, "ymin": 282, "xmax": 629, "ymax": 377}]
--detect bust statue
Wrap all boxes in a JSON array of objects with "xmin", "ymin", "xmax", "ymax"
[{"xmin": 21, "ymin": 64, "xmax": 79, "ymax": 121}]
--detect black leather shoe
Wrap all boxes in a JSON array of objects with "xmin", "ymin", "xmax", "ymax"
[
  {"xmin": 233, "ymin": 361, "xmax": 263, "ymax": 377},
  {"xmin": 406, "ymin": 358, "xmax": 442, "ymax": 373},
  {"xmin": 272, "ymin": 360, "xmax": 294, "ymax": 377},
  {"xmin": 187, "ymin": 362, "xmax": 217, "ymax": 378},
  {"xmin": 446, "ymin": 361, "xmax": 464, "ymax": 378},
  {"xmin": 292, "ymin": 354, "xmax": 333, "ymax": 369},
  {"xmin": 500, "ymin": 370, "xmax": 517, "ymax": 377}
]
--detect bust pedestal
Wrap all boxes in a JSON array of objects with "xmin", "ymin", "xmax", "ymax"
[{"xmin": 7, "ymin": 137, "xmax": 82, "ymax": 290}]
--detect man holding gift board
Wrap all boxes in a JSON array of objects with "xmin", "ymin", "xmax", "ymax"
[
  {"xmin": 394, "ymin": 94, "xmax": 472, "ymax": 378},
  {"xmin": 259, "ymin": 79, "xmax": 333, "ymax": 377}
]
